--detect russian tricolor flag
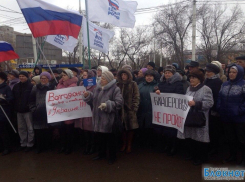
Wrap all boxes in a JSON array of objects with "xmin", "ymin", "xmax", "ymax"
[
  {"xmin": 17, "ymin": 0, "xmax": 83, "ymax": 39},
  {"xmin": 0, "ymin": 41, "xmax": 19, "ymax": 62}
]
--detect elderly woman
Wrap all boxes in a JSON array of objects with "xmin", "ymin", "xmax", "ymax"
[
  {"xmin": 117, "ymin": 69, "xmax": 140, "ymax": 154},
  {"xmin": 155, "ymin": 65, "xmax": 184, "ymax": 156},
  {"xmin": 83, "ymin": 71, "xmax": 123, "ymax": 165},
  {"xmin": 177, "ymin": 69, "xmax": 213, "ymax": 166},
  {"xmin": 56, "ymin": 69, "xmax": 78, "ymax": 155},
  {"xmin": 137, "ymin": 70, "xmax": 158, "ymax": 147},
  {"xmin": 29, "ymin": 72, "xmax": 55, "ymax": 153},
  {"xmin": 75, "ymin": 69, "xmax": 97, "ymax": 155},
  {"xmin": 217, "ymin": 64, "xmax": 245, "ymax": 166}
]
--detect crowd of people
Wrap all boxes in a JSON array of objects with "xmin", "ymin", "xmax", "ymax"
[{"xmin": 0, "ymin": 57, "xmax": 245, "ymax": 166}]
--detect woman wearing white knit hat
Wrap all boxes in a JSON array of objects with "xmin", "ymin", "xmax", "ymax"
[{"xmin": 211, "ymin": 61, "xmax": 227, "ymax": 83}]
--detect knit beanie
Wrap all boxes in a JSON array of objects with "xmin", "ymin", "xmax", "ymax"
[
  {"xmin": 9, "ymin": 70, "xmax": 19, "ymax": 78},
  {"xmin": 0, "ymin": 72, "xmax": 7, "ymax": 81},
  {"xmin": 147, "ymin": 62, "xmax": 155, "ymax": 69},
  {"xmin": 102, "ymin": 71, "xmax": 114, "ymax": 83},
  {"xmin": 32, "ymin": 76, "xmax": 41, "ymax": 84},
  {"xmin": 40, "ymin": 72, "xmax": 51, "ymax": 81},
  {"xmin": 164, "ymin": 65, "xmax": 176, "ymax": 74},
  {"xmin": 206, "ymin": 63, "xmax": 220, "ymax": 74},
  {"xmin": 19, "ymin": 71, "xmax": 29, "ymax": 78},
  {"xmin": 63, "ymin": 69, "xmax": 74, "ymax": 79},
  {"xmin": 141, "ymin": 68, "xmax": 148, "ymax": 75}
]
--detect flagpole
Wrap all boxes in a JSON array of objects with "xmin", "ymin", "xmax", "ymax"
[
  {"xmin": 85, "ymin": 0, "xmax": 91, "ymax": 69},
  {"xmin": 35, "ymin": 38, "xmax": 58, "ymax": 83},
  {"xmin": 79, "ymin": 0, "xmax": 83, "ymax": 66}
]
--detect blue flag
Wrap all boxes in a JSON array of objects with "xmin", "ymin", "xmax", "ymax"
[{"xmin": 83, "ymin": 77, "xmax": 96, "ymax": 87}]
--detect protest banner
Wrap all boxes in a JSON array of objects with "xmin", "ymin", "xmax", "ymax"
[
  {"xmin": 150, "ymin": 93, "xmax": 193, "ymax": 133},
  {"xmin": 46, "ymin": 86, "xmax": 92, "ymax": 123}
]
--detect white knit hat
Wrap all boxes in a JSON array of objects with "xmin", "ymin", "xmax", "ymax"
[
  {"xmin": 102, "ymin": 71, "xmax": 114, "ymax": 83},
  {"xmin": 63, "ymin": 69, "xmax": 74, "ymax": 79}
]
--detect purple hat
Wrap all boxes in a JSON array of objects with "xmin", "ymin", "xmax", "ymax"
[
  {"xmin": 141, "ymin": 68, "xmax": 148, "ymax": 75},
  {"xmin": 40, "ymin": 72, "xmax": 51, "ymax": 81}
]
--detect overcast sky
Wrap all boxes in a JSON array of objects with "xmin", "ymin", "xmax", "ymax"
[{"xmin": 0, "ymin": 0, "xmax": 170, "ymax": 33}]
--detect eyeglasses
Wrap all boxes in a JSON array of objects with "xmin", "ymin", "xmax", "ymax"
[{"xmin": 40, "ymin": 78, "xmax": 48, "ymax": 80}]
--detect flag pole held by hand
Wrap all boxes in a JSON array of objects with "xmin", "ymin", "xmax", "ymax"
[{"xmin": 0, "ymin": 105, "xmax": 17, "ymax": 133}]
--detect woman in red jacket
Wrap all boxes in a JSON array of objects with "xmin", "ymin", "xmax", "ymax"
[{"xmin": 57, "ymin": 69, "xmax": 78, "ymax": 154}]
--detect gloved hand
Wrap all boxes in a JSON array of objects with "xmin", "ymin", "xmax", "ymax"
[{"xmin": 98, "ymin": 103, "xmax": 106, "ymax": 110}]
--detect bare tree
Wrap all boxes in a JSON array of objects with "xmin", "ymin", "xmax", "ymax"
[
  {"xmin": 118, "ymin": 27, "xmax": 150, "ymax": 69},
  {"xmin": 197, "ymin": 4, "xmax": 245, "ymax": 63},
  {"xmin": 153, "ymin": 2, "xmax": 192, "ymax": 69}
]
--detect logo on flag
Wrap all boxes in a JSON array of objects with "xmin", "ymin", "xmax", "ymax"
[
  {"xmin": 54, "ymin": 35, "xmax": 69, "ymax": 46},
  {"xmin": 94, "ymin": 29, "xmax": 104, "ymax": 49},
  {"xmin": 108, "ymin": 0, "xmax": 120, "ymax": 20}
]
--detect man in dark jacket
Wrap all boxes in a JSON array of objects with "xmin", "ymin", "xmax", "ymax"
[
  {"xmin": 0, "ymin": 72, "xmax": 14, "ymax": 155},
  {"xmin": 13, "ymin": 71, "xmax": 34, "ymax": 152},
  {"xmin": 146, "ymin": 62, "xmax": 160, "ymax": 82}
]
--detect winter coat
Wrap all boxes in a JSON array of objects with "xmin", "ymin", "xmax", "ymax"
[
  {"xmin": 154, "ymin": 70, "xmax": 161, "ymax": 82},
  {"xmin": 156, "ymin": 73, "xmax": 184, "ymax": 136},
  {"xmin": 217, "ymin": 64, "xmax": 245, "ymax": 123},
  {"xmin": 157, "ymin": 72, "xmax": 184, "ymax": 95},
  {"xmin": 136, "ymin": 77, "xmax": 145, "ymax": 85},
  {"xmin": 49, "ymin": 76, "xmax": 61, "ymax": 88},
  {"xmin": 9, "ymin": 78, "xmax": 19, "ymax": 90},
  {"xmin": 117, "ymin": 69, "xmax": 140, "ymax": 130},
  {"xmin": 29, "ymin": 83, "xmax": 55, "ymax": 129},
  {"xmin": 75, "ymin": 70, "xmax": 96, "ymax": 131},
  {"xmin": 34, "ymin": 66, "xmax": 42, "ymax": 76},
  {"xmin": 13, "ymin": 80, "xmax": 33, "ymax": 113},
  {"xmin": 82, "ymin": 79, "xmax": 123, "ymax": 133},
  {"xmin": 204, "ymin": 75, "xmax": 222, "ymax": 114},
  {"xmin": 177, "ymin": 84, "xmax": 214, "ymax": 143},
  {"xmin": 182, "ymin": 75, "xmax": 190, "ymax": 93},
  {"xmin": 137, "ymin": 80, "xmax": 158, "ymax": 128},
  {"xmin": 56, "ymin": 77, "xmax": 78, "ymax": 124},
  {"xmin": 0, "ymin": 82, "xmax": 13, "ymax": 126}
]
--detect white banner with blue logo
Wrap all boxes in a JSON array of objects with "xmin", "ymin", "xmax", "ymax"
[
  {"xmin": 82, "ymin": 18, "xmax": 115, "ymax": 53},
  {"xmin": 45, "ymin": 35, "xmax": 78, "ymax": 53},
  {"xmin": 88, "ymin": 0, "xmax": 138, "ymax": 28}
]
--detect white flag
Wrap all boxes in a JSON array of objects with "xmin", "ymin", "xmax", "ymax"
[
  {"xmin": 46, "ymin": 35, "xmax": 78, "ymax": 53},
  {"xmin": 88, "ymin": 0, "xmax": 138, "ymax": 28},
  {"xmin": 83, "ymin": 19, "xmax": 115, "ymax": 53}
]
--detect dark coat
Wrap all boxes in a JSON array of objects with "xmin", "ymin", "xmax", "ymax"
[
  {"xmin": 156, "ymin": 72, "xmax": 184, "ymax": 137},
  {"xmin": 13, "ymin": 80, "xmax": 33, "ymax": 113},
  {"xmin": 117, "ymin": 69, "xmax": 140, "ymax": 130},
  {"xmin": 49, "ymin": 76, "xmax": 61, "ymax": 88},
  {"xmin": 0, "ymin": 82, "xmax": 13, "ymax": 124},
  {"xmin": 182, "ymin": 75, "xmax": 190, "ymax": 94},
  {"xmin": 136, "ymin": 77, "xmax": 145, "ymax": 85},
  {"xmin": 29, "ymin": 83, "xmax": 55, "ymax": 129},
  {"xmin": 204, "ymin": 75, "xmax": 222, "ymax": 113},
  {"xmin": 138, "ymin": 80, "xmax": 158, "ymax": 128},
  {"xmin": 157, "ymin": 72, "xmax": 184, "ymax": 95},
  {"xmin": 217, "ymin": 64, "xmax": 245, "ymax": 123}
]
